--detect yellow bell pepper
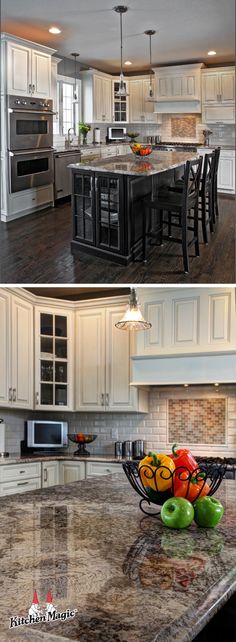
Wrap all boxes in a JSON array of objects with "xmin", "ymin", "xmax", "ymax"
[{"xmin": 139, "ymin": 452, "xmax": 175, "ymax": 492}]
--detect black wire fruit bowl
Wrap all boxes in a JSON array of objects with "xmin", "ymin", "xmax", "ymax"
[
  {"xmin": 123, "ymin": 461, "xmax": 226, "ymax": 517},
  {"xmin": 68, "ymin": 433, "xmax": 97, "ymax": 456}
]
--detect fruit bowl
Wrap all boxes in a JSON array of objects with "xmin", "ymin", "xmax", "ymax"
[
  {"xmin": 123, "ymin": 461, "xmax": 226, "ymax": 517},
  {"xmin": 130, "ymin": 143, "xmax": 152, "ymax": 158},
  {"xmin": 68, "ymin": 433, "xmax": 97, "ymax": 456}
]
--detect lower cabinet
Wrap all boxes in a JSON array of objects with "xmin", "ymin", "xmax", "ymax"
[
  {"xmin": 86, "ymin": 462, "xmax": 122, "ymax": 477},
  {"xmin": 42, "ymin": 461, "xmax": 59, "ymax": 488},
  {"xmin": 0, "ymin": 478, "xmax": 41, "ymax": 496},
  {"xmin": 59, "ymin": 460, "xmax": 86, "ymax": 484},
  {"xmin": 0, "ymin": 462, "xmax": 41, "ymax": 496}
]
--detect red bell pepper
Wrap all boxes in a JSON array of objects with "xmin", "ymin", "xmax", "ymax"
[
  {"xmin": 169, "ymin": 444, "xmax": 199, "ymax": 473},
  {"xmin": 174, "ymin": 469, "xmax": 209, "ymax": 502}
]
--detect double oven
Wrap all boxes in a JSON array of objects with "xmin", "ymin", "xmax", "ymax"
[{"xmin": 8, "ymin": 95, "xmax": 54, "ymax": 193}]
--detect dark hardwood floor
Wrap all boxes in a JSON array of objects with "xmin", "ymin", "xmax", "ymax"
[{"xmin": 0, "ymin": 196, "xmax": 235, "ymax": 284}]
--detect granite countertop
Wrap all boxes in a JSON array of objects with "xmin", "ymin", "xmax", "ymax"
[
  {"xmin": 1, "ymin": 476, "xmax": 236, "ymax": 642},
  {"xmin": 69, "ymin": 150, "xmax": 198, "ymax": 176},
  {"xmin": 0, "ymin": 454, "xmax": 126, "ymax": 465}
]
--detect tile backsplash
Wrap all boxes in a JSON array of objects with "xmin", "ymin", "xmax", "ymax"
[
  {"xmin": 168, "ymin": 398, "xmax": 226, "ymax": 445},
  {"xmin": 1, "ymin": 385, "xmax": 236, "ymax": 458}
]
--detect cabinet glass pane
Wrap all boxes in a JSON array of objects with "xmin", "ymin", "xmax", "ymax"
[
  {"xmin": 55, "ymin": 362, "xmax": 67, "ymax": 383},
  {"xmin": 75, "ymin": 196, "xmax": 94, "ymax": 243},
  {"xmin": 55, "ymin": 316, "xmax": 67, "ymax": 337},
  {"xmin": 98, "ymin": 177, "xmax": 120, "ymax": 250},
  {"xmin": 55, "ymin": 385, "xmax": 67, "ymax": 406},
  {"xmin": 41, "ymin": 384, "xmax": 53, "ymax": 405},
  {"xmin": 40, "ymin": 337, "xmax": 53, "ymax": 358},
  {"xmin": 41, "ymin": 360, "xmax": 53, "ymax": 382},
  {"xmin": 74, "ymin": 175, "xmax": 91, "ymax": 197},
  {"xmin": 41, "ymin": 313, "xmax": 53, "ymax": 335},
  {"xmin": 55, "ymin": 339, "xmax": 67, "ymax": 359}
]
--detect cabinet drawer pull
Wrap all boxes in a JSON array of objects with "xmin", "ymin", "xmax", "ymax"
[
  {"xmin": 19, "ymin": 470, "xmax": 26, "ymax": 474},
  {"xmin": 100, "ymin": 393, "xmax": 105, "ymax": 406},
  {"xmin": 44, "ymin": 469, "xmax": 48, "ymax": 482},
  {"xmin": 12, "ymin": 388, "xmax": 16, "ymax": 402},
  {"xmin": 106, "ymin": 392, "xmax": 109, "ymax": 406},
  {"xmin": 9, "ymin": 387, "xmax": 13, "ymax": 402},
  {"xmin": 106, "ymin": 469, "xmax": 111, "ymax": 473},
  {"xmin": 17, "ymin": 481, "xmax": 28, "ymax": 486}
]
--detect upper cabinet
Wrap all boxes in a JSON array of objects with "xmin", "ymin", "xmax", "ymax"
[
  {"xmin": 1, "ymin": 34, "xmax": 55, "ymax": 98},
  {"xmin": 112, "ymin": 79, "xmax": 129, "ymax": 122},
  {"xmin": 82, "ymin": 71, "xmax": 112, "ymax": 123},
  {"xmin": 135, "ymin": 288, "xmax": 236, "ymax": 356},
  {"xmin": 75, "ymin": 301, "xmax": 148, "ymax": 412},
  {"xmin": 202, "ymin": 67, "xmax": 235, "ymax": 124},
  {"xmin": 153, "ymin": 64, "xmax": 203, "ymax": 113},
  {"xmin": 34, "ymin": 306, "xmax": 74, "ymax": 411},
  {"xmin": 0, "ymin": 290, "xmax": 33, "ymax": 409},
  {"xmin": 129, "ymin": 77, "xmax": 162, "ymax": 124}
]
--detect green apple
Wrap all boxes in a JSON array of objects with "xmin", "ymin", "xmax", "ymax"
[
  {"xmin": 161, "ymin": 497, "xmax": 194, "ymax": 529},
  {"xmin": 193, "ymin": 496, "xmax": 224, "ymax": 528}
]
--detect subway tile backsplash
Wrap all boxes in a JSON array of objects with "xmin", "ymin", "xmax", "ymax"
[{"xmin": 1, "ymin": 385, "xmax": 236, "ymax": 458}]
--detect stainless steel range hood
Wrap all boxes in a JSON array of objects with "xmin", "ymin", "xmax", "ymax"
[{"xmin": 131, "ymin": 351, "xmax": 236, "ymax": 386}]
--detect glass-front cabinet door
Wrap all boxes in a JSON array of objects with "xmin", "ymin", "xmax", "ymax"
[
  {"xmin": 112, "ymin": 80, "xmax": 128, "ymax": 122},
  {"xmin": 96, "ymin": 174, "xmax": 123, "ymax": 254},
  {"xmin": 35, "ymin": 308, "xmax": 73, "ymax": 410},
  {"xmin": 73, "ymin": 173, "xmax": 95, "ymax": 245}
]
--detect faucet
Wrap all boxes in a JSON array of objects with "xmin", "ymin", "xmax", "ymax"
[{"xmin": 66, "ymin": 127, "xmax": 75, "ymax": 148}]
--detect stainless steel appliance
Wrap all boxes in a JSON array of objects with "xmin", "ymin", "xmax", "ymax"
[
  {"xmin": 26, "ymin": 420, "xmax": 68, "ymax": 450},
  {"xmin": 54, "ymin": 150, "xmax": 81, "ymax": 200},
  {"xmin": 9, "ymin": 148, "xmax": 54, "ymax": 193},
  {"xmin": 8, "ymin": 95, "xmax": 54, "ymax": 151},
  {"xmin": 122, "ymin": 440, "xmax": 133, "ymax": 458},
  {"xmin": 108, "ymin": 126, "xmax": 127, "ymax": 141},
  {"xmin": 132, "ymin": 440, "xmax": 145, "ymax": 460},
  {"xmin": 197, "ymin": 456, "xmax": 236, "ymax": 480},
  {"xmin": 115, "ymin": 441, "xmax": 123, "ymax": 458}
]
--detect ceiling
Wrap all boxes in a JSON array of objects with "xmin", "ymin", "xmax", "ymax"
[
  {"xmin": 25, "ymin": 287, "xmax": 130, "ymax": 300},
  {"xmin": 2, "ymin": 0, "xmax": 235, "ymax": 73}
]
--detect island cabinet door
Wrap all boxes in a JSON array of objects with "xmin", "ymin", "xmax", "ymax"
[
  {"xmin": 95, "ymin": 174, "xmax": 125, "ymax": 255},
  {"xmin": 72, "ymin": 172, "xmax": 95, "ymax": 246}
]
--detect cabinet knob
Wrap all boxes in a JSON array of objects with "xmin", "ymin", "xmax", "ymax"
[
  {"xmin": 32, "ymin": 84, "xmax": 35, "ymax": 94},
  {"xmin": 9, "ymin": 387, "xmax": 13, "ymax": 402},
  {"xmin": 106, "ymin": 393, "xmax": 109, "ymax": 407}
]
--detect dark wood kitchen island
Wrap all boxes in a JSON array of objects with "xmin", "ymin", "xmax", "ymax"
[
  {"xmin": 1, "ymin": 474, "xmax": 236, "ymax": 642},
  {"xmin": 69, "ymin": 151, "xmax": 198, "ymax": 265}
]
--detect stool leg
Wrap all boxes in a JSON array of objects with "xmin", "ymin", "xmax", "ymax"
[
  {"xmin": 201, "ymin": 194, "xmax": 208, "ymax": 244},
  {"xmin": 168, "ymin": 211, "xmax": 172, "ymax": 237},
  {"xmin": 158, "ymin": 209, "xmax": 163, "ymax": 245},
  {"xmin": 193, "ymin": 204, "xmax": 200, "ymax": 257},
  {"xmin": 181, "ymin": 208, "xmax": 189, "ymax": 273},
  {"xmin": 142, "ymin": 206, "xmax": 147, "ymax": 263},
  {"xmin": 215, "ymin": 180, "xmax": 219, "ymax": 218},
  {"xmin": 209, "ymin": 188, "xmax": 214, "ymax": 233}
]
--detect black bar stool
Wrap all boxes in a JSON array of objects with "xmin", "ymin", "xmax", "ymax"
[
  {"xmin": 142, "ymin": 157, "xmax": 203, "ymax": 274},
  {"xmin": 212, "ymin": 147, "xmax": 221, "ymax": 221}
]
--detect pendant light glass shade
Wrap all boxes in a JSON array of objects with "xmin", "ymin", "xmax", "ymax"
[
  {"xmin": 114, "ymin": 6, "xmax": 129, "ymax": 98},
  {"xmin": 144, "ymin": 30, "xmax": 157, "ymax": 102},
  {"xmin": 71, "ymin": 53, "xmax": 80, "ymax": 103},
  {"xmin": 115, "ymin": 289, "xmax": 152, "ymax": 331}
]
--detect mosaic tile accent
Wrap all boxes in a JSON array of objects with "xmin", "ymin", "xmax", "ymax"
[
  {"xmin": 171, "ymin": 116, "xmax": 197, "ymax": 138},
  {"xmin": 168, "ymin": 398, "xmax": 226, "ymax": 444}
]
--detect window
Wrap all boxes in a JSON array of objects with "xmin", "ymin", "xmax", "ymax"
[{"xmin": 56, "ymin": 77, "xmax": 81, "ymax": 136}]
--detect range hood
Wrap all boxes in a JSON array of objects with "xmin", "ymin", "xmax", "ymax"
[
  {"xmin": 153, "ymin": 63, "xmax": 204, "ymax": 114},
  {"xmin": 131, "ymin": 351, "xmax": 236, "ymax": 386}
]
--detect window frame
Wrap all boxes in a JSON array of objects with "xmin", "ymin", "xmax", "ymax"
[{"xmin": 57, "ymin": 75, "xmax": 81, "ymax": 136}]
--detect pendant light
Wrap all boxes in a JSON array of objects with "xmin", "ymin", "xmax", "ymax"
[
  {"xmin": 114, "ymin": 6, "xmax": 129, "ymax": 97},
  {"xmin": 71, "ymin": 52, "xmax": 80, "ymax": 103},
  {"xmin": 144, "ymin": 30, "xmax": 156, "ymax": 102},
  {"xmin": 115, "ymin": 288, "xmax": 152, "ymax": 331}
]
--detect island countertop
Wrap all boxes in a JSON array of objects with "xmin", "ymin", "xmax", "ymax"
[
  {"xmin": 68, "ymin": 150, "xmax": 198, "ymax": 176},
  {"xmin": 1, "ymin": 475, "xmax": 236, "ymax": 642}
]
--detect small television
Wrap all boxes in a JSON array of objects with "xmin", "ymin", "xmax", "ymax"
[{"xmin": 26, "ymin": 420, "xmax": 68, "ymax": 451}]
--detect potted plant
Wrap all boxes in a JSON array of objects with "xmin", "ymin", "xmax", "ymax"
[{"xmin": 79, "ymin": 122, "xmax": 91, "ymax": 145}]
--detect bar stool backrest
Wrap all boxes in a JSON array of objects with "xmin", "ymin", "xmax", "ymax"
[
  {"xmin": 202, "ymin": 151, "xmax": 215, "ymax": 194},
  {"xmin": 213, "ymin": 147, "xmax": 221, "ymax": 185},
  {"xmin": 182, "ymin": 157, "xmax": 203, "ymax": 209}
]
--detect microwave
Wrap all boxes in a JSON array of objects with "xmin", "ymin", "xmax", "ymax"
[
  {"xmin": 107, "ymin": 126, "xmax": 127, "ymax": 141},
  {"xmin": 26, "ymin": 420, "xmax": 68, "ymax": 450}
]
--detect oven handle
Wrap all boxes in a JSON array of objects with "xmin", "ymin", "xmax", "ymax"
[
  {"xmin": 9, "ymin": 149, "xmax": 54, "ymax": 157},
  {"xmin": 8, "ymin": 108, "xmax": 56, "ymax": 115}
]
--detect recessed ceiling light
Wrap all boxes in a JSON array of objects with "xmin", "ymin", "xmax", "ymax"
[
  {"xmin": 208, "ymin": 50, "xmax": 216, "ymax": 56},
  {"xmin": 183, "ymin": 384, "xmax": 189, "ymax": 388},
  {"xmin": 49, "ymin": 26, "xmax": 61, "ymax": 34},
  {"xmin": 214, "ymin": 383, "xmax": 219, "ymax": 387},
  {"xmin": 124, "ymin": 60, "xmax": 132, "ymax": 66}
]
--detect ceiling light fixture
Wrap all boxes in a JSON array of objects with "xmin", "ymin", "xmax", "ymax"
[
  {"xmin": 144, "ymin": 29, "xmax": 156, "ymax": 102},
  {"xmin": 49, "ymin": 26, "xmax": 61, "ymax": 34},
  {"xmin": 124, "ymin": 60, "xmax": 132, "ymax": 65},
  {"xmin": 115, "ymin": 288, "xmax": 152, "ymax": 331},
  {"xmin": 114, "ymin": 6, "xmax": 129, "ymax": 97},
  {"xmin": 208, "ymin": 50, "xmax": 216, "ymax": 56},
  {"xmin": 184, "ymin": 384, "xmax": 189, "ymax": 388},
  {"xmin": 71, "ymin": 53, "xmax": 80, "ymax": 103}
]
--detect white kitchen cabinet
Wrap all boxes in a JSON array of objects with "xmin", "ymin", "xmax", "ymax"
[
  {"xmin": 112, "ymin": 79, "xmax": 129, "ymax": 123},
  {"xmin": 129, "ymin": 78, "xmax": 162, "ymax": 124},
  {"xmin": 86, "ymin": 461, "xmax": 122, "ymax": 478},
  {"xmin": 218, "ymin": 151, "xmax": 235, "ymax": 194},
  {"xmin": 34, "ymin": 306, "xmax": 74, "ymax": 411},
  {"xmin": 82, "ymin": 71, "xmax": 112, "ymax": 123},
  {"xmin": 154, "ymin": 64, "xmax": 203, "ymax": 111},
  {"xmin": 60, "ymin": 460, "xmax": 86, "ymax": 484},
  {"xmin": 76, "ymin": 301, "xmax": 148, "ymax": 412},
  {"xmin": 0, "ymin": 462, "xmax": 41, "ymax": 496},
  {"xmin": 0, "ymin": 290, "xmax": 33, "ymax": 409},
  {"xmin": 202, "ymin": 68, "xmax": 235, "ymax": 105},
  {"xmin": 202, "ymin": 105, "xmax": 235, "ymax": 124},
  {"xmin": 135, "ymin": 287, "xmax": 236, "ymax": 356},
  {"xmin": 6, "ymin": 39, "xmax": 53, "ymax": 98},
  {"xmin": 42, "ymin": 461, "xmax": 59, "ymax": 487}
]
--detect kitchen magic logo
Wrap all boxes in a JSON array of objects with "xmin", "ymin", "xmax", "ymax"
[{"xmin": 9, "ymin": 590, "xmax": 78, "ymax": 629}]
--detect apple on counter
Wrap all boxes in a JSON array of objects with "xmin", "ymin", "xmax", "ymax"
[
  {"xmin": 193, "ymin": 496, "xmax": 224, "ymax": 528},
  {"xmin": 161, "ymin": 497, "xmax": 194, "ymax": 529}
]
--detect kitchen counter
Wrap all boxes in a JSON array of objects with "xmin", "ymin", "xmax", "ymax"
[
  {"xmin": 1, "ymin": 476, "xmax": 236, "ymax": 642},
  {"xmin": 69, "ymin": 150, "xmax": 198, "ymax": 176},
  {"xmin": 0, "ymin": 454, "xmax": 126, "ymax": 465}
]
